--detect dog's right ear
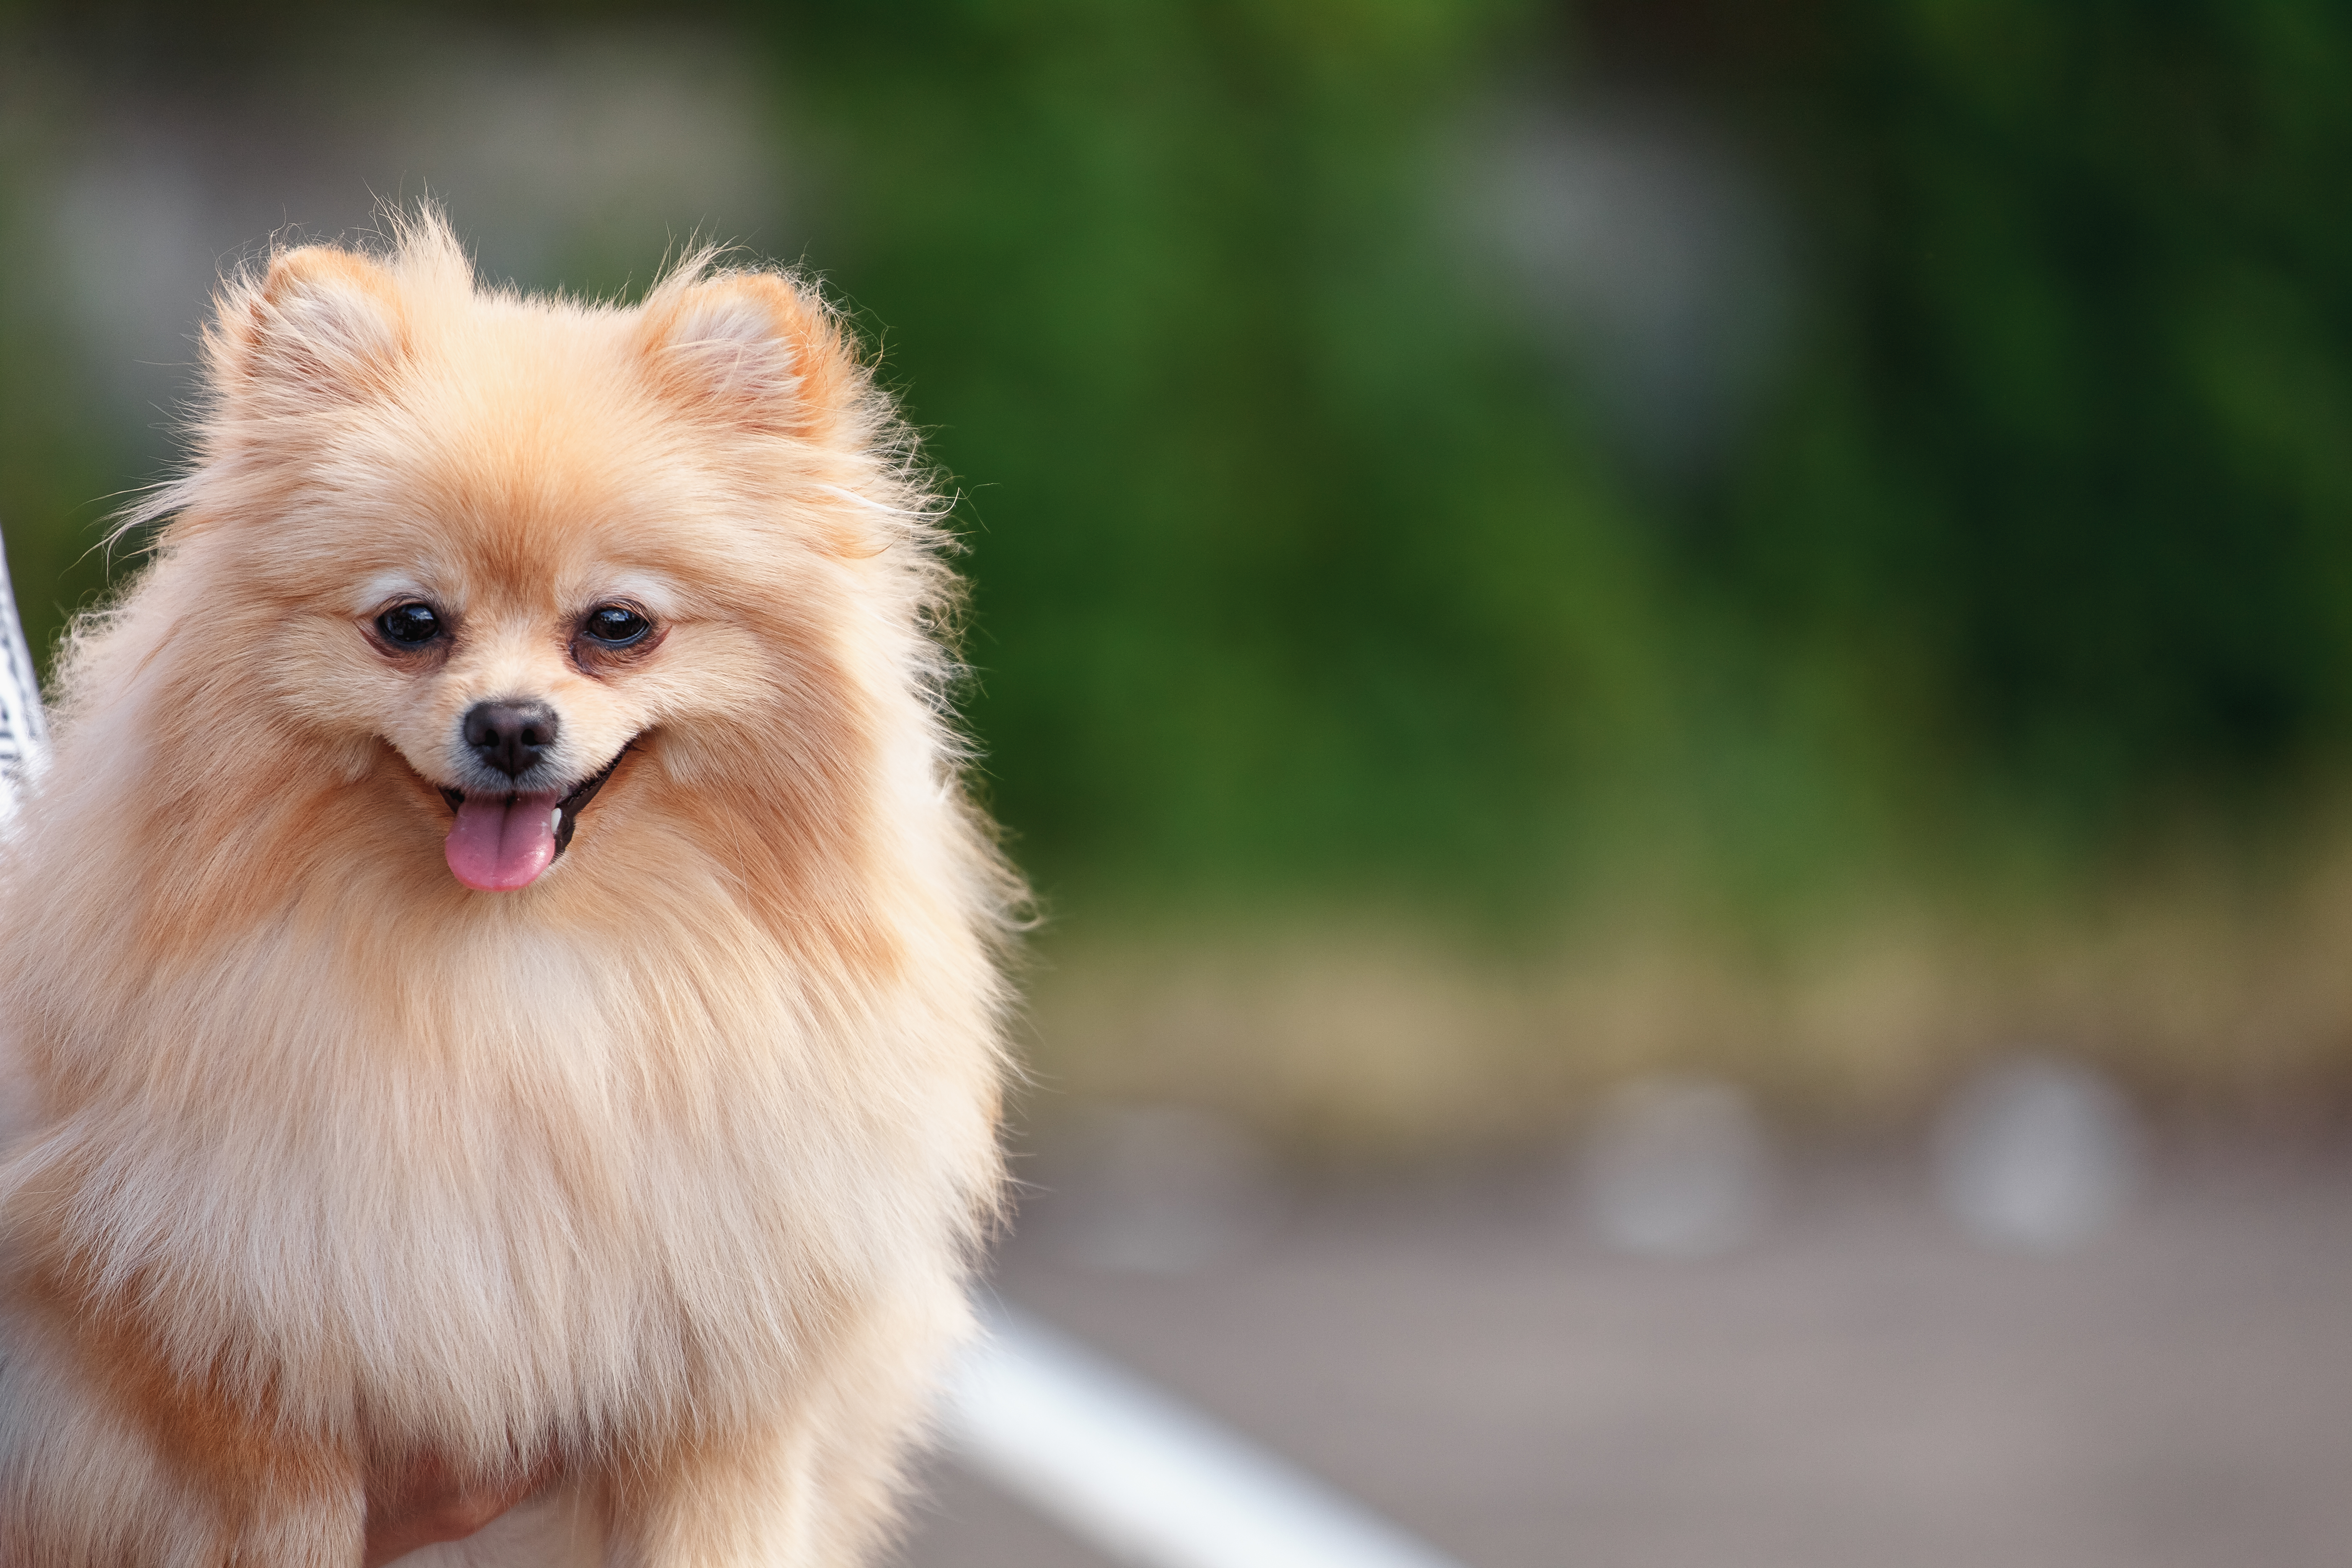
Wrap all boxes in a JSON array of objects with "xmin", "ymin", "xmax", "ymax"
[
  {"xmin": 215, "ymin": 247, "xmax": 409, "ymax": 409},
  {"xmin": 634, "ymin": 271, "xmax": 861, "ymax": 447}
]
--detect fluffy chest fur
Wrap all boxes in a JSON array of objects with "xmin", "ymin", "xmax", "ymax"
[{"xmin": 4, "ymin": 878, "xmax": 988, "ymax": 1460}]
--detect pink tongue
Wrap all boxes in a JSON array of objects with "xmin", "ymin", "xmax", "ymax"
[{"xmin": 444, "ymin": 792, "xmax": 562, "ymax": 891}]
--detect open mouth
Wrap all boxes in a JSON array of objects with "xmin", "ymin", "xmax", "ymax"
[{"xmin": 436, "ymin": 749, "xmax": 627, "ymax": 892}]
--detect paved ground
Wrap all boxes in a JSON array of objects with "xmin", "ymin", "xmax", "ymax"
[{"xmin": 896, "ymin": 1145, "xmax": 2352, "ymax": 1568}]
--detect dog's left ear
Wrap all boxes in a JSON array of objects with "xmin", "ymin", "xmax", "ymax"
[
  {"xmin": 635, "ymin": 273, "xmax": 861, "ymax": 445},
  {"xmin": 215, "ymin": 246, "xmax": 411, "ymax": 412}
]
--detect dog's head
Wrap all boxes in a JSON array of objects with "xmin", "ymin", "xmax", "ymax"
[{"xmin": 111, "ymin": 214, "xmax": 940, "ymax": 907}]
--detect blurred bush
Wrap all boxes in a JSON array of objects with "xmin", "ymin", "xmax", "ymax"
[
  {"xmin": 775, "ymin": 2, "xmax": 1668, "ymax": 916},
  {"xmin": 5, "ymin": 0, "xmax": 2352, "ymax": 1139},
  {"xmin": 797, "ymin": 0, "xmax": 2352, "ymax": 931},
  {"xmin": 1705, "ymin": 0, "xmax": 2352, "ymax": 876}
]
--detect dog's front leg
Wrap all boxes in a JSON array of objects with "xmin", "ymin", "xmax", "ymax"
[
  {"xmin": 0, "ymin": 1297, "xmax": 364, "ymax": 1568},
  {"xmin": 601, "ymin": 1420, "xmax": 829, "ymax": 1568},
  {"xmin": 602, "ymin": 1287, "xmax": 971, "ymax": 1568}
]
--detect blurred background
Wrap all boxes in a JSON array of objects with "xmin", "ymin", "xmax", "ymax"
[{"xmin": 4, "ymin": 2, "xmax": 2351, "ymax": 1563}]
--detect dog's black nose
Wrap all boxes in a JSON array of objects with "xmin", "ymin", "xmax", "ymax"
[{"xmin": 463, "ymin": 700, "xmax": 559, "ymax": 779}]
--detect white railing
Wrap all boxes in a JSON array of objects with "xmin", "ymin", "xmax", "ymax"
[
  {"xmin": 944, "ymin": 1302, "xmax": 1466, "ymax": 1568},
  {"xmin": 0, "ymin": 539, "xmax": 46, "ymax": 820}
]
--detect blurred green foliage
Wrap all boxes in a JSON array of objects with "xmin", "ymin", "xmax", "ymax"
[
  {"xmin": 5, "ymin": 0, "xmax": 2352, "ymax": 930},
  {"xmin": 774, "ymin": 1, "xmax": 2352, "ymax": 920},
  {"xmin": 774, "ymin": 2, "xmax": 1672, "ymax": 915},
  {"xmin": 1714, "ymin": 0, "xmax": 2352, "ymax": 867}
]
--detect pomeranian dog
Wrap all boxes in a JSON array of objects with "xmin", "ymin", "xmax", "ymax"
[{"xmin": 0, "ymin": 210, "xmax": 1015, "ymax": 1564}]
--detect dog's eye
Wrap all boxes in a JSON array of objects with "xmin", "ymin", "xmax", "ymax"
[
  {"xmin": 580, "ymin": 604, "xmax": 652, "ymax": 648},
  {"xmin": 376, "ymin": 602, "xmax": 444, "ymax": 647}
]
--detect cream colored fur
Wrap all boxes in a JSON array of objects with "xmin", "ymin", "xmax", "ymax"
[{"xmin": 0, "ymin": 211, "xmax": 1015, "ymax": 1565}]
